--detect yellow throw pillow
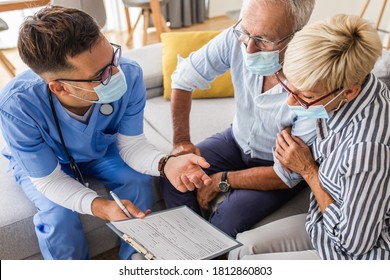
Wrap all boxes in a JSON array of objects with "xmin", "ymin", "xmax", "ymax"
[{"xmin": 161, "ymin": 31, "xmax": 234, "ymax": 99}]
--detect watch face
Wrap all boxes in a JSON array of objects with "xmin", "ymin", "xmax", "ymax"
[{"xmin": 218, "ymin": 182, "xmax": 230, "ymax": 192}]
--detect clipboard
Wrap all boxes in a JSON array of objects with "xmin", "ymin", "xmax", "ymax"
[{"xmin": 107, "ymin": 206, "xmax": 242, "ymax": 260}]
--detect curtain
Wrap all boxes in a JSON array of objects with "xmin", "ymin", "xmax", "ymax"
[{"xmin": 165, "ymin": 0, "xmax": 207, "ymax": 28}]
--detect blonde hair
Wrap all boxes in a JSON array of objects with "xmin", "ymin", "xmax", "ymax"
[
  {"xmin": 241, "ymin": 0, "xmax": 315, "ymax": 30},
  {"xmin": 283, "ymin": 14, "xmax": 382, "ymax": 92}
]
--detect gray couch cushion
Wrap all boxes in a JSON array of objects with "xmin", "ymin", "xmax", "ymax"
[
  {"xmin": 144, "ymin": 96, "xmax": 236, "ymax": 145},
  {"xmin": 123, "ymin": 43, "xmax": 163, "ymax": 99},
  {"xmin": 0, "ymin": 133, "xmax": 41, "ymax": 259}
]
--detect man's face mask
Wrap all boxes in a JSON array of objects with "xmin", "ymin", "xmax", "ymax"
[
  {"xmin": 61, "ymin": 66, "xmax": 128, "ymax": 104},
  {"xmin": 233, "ymin": 19, "xmax": 295, "ymax": 76},
  {"xmin": 240, "ymin": 43, "xmax": 286, "ymax": 76}
]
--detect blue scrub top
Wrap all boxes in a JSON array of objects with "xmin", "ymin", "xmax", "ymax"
[{"xmin": 0, "ymin": 58, "xmax": 146, "ymax": 178}]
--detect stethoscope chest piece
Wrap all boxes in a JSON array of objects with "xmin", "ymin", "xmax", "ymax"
[{"xmin": 99, "ymin": 103, "xmax": 114, "ymax": 116}]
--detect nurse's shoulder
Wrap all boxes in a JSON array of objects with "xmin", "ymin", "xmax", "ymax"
[{"xmin": 0, "ymin": 69, "xmax": 47, "ymax": 114}]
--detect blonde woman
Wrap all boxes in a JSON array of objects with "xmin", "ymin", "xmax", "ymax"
[{"xmin": 229, "ymin": 14, "xmax": 390, "ymax": 260}]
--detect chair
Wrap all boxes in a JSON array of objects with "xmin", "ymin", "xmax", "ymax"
[
  {"xmin": 0, "ymin": 18, "xmax": 16, "ymax": 77},
  {"xmin": 122, "ymin": 0, "xmax": 170, "ymax": 46},
  {"xmin": 51, "ymin": 0, "xmax": 107, "ymax": 28},
  {"xmin": 359, "ymin": 0, "xmax": 390, "ymax": 49}
]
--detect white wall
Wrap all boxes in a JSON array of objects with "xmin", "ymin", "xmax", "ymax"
[
  {"xmin": 311, "ymin": 0, "xmax": 390, "ymax": 27},
  {"xmin": 311, "ymin": 0, "xmax": 390, "ymax": 46},
  {"xmin": 207, "ymin": 0, "xmax": 390, "ymax": 45},
  {"xmin": 208, "ymin": 0, "xmax": 390, "ymax": 29},
  {"xmin": 208, "ymin": 0, "xmax": 243, "ymax": 17}
]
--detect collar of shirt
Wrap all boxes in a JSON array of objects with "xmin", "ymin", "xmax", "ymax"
[{"xmin": 324, "ymin": 73, "xmax": 378, "ymax": 134}]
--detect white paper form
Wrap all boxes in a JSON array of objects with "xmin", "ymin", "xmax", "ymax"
[{"xmin": 110, "ymin": 206, "xmax": 241, "ymax": 260}]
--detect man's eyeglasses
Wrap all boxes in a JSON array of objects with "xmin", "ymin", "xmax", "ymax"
[
  {"xmin": 233, "ymin": 19, "xmax": 296, "ymax": 50},
  {"xmin": 56, "ymin": 43, "xmax": 121, "ymax": 86},
  {"xmin": 274, "ymin": 72, "xmax": 341, "ymax": 109}
]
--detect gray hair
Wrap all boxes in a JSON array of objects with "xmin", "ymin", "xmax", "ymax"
[{"xmin": 241, "ymin": 0, "xmax": 316, "ymax": 30}]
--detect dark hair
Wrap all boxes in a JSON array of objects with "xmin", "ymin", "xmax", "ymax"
[{"xmin": 17, "ymin": 5, "xmax": 101, "ymax": 74}]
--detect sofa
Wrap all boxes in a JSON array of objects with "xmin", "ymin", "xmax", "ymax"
[{"xmin": 1, "ymin": 42, "xmax": 389, "ymax": 260}]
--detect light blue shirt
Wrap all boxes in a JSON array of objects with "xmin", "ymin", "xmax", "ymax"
[
  {"xmin": 0, "ymin": 58, "xmax": 146, "ymax": 178},
  {"xmin": 171, "ymin": 28, "xmax": 317, "ymax": 188}
]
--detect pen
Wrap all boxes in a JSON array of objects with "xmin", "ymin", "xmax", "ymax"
[{"xmin": 109, "ymin": 191, "xmax": 132, "ymax": 218}]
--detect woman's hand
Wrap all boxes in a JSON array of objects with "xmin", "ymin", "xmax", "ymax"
[{"xmin": 275, "ymin": 129, "xmax": 317, "ymax": 176}]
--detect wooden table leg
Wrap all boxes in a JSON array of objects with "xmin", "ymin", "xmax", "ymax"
[
  {"xmin": 376, "ymin": 0, "xmax": 388, "ymax": 29},
  {"xmin": 359, "ymin": 0, "xmax": 371, "ymax": 17},
  {"xmin": 149, "ymin": 0, "xmax": 163, "ymax": 41},
  {"xmin": 0, "ymin": 50, "xmax": 16, "ymax": 77},
  {"xmin": 149, "ymin": 0, "xmax": 170, "ymax": 42},
  {"xmin": 124, "ymin": 6, "xmax": 132, "ymax": 41}
]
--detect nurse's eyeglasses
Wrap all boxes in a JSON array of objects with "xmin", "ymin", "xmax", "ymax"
[
  {"xmin": 56, "ymin": 43, "xmax": 121, "ymax": 86},
  {"xmin": 274, "ymin": 72, "xmax": 340, "ymax": 109}
]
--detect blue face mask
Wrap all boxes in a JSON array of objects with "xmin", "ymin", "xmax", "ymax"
[
  {"xmin": 288, "ymin": 105, "xmax": 329, "ymax": 119},
  {"xmin": 240, "ymin": 43, "xmax": 283, "ymax": 76},
  {"xmin": 288, "ymin": 90, "xmax": 346, "ymax": 119},
  {"xmin": 64, "ymin": 66, "xmax": 128, "ymax": 104}
]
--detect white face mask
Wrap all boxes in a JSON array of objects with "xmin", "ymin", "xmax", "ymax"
[
  {"xmin": 62, "ymin": 67, "xmax": 127, "ymax": 104},
  {"xmin": 289, "ymin": 90, "xmax": 346, "ymax": 119},
  {"xmin": 240, "ymin": 43, "xmax": 285, "ymax": 76}
]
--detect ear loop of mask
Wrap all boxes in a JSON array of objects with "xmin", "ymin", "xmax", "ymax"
[
  {"xmin": 61, "ymin": 81, "xmax": 95, "ymax": 92},
  {"xmin": 335, "ymin": 98, "xmax": 348, "ymax": 111},
  {"xmin": 324, "ymin": 89, "xmax": 346, "ymax": 110}
]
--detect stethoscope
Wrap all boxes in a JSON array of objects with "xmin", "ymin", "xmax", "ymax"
[{"xmin": 48, "ymin": 87, "xmax": 114, "ymax": 186}]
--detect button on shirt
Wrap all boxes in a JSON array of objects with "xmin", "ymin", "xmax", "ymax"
[
  {"xmin": 171, "ymin": 28, "xmax": 317, "ymax": 188},
  {"xmin": 307, "ymin": 74, "xmax": 390, "ymax": 259}
]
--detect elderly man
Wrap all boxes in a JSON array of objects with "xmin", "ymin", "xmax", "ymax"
[
  {"xmin": 0, "ymin": 5, "xmax": 211, "ymax": 260},
  {"xmin": 161, "ymin": 0, "xmax": 317, "ymax": 237}
]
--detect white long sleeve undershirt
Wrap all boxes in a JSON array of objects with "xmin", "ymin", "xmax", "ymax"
[
  {"xmin": 116, "ymin": 133, "xmax": 165, "ymax": 176},
  {"xmin": 30, "ymin": 133, "xmax": 165, "ymax": 215},
  {"xmin": 30, "ymin": 164, "xmax": 98, "ymax": 215}
]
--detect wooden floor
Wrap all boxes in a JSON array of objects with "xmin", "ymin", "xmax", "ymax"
[{"xmin": 0, "ymin": 16, "xmax": 236, "ymax": 89}]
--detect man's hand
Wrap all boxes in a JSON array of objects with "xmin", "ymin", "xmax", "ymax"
[
  {"xmin": 91, "ymin": 197, "xmax": 151, "ymax": 221},
  {"xmin": 164, "ymin": 153, "xmax": 212, "ymax": 192},
  {"xmin": 171, "ymin": 141, "xmax": 201, "ymax": 156},
  {"xmin": 196, "ymin": 172, "xmax": 221, "ymax": 209}
]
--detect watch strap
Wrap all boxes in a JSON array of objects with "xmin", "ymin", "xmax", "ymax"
[
  {"xmin": 221, "ymin": 171, "xmax": 228, "ymax": 182},
  {"xmin": 158, "ymin": 154, "xmax": 176, "ymax": 178}
]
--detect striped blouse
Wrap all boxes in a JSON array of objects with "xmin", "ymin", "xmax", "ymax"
[{"xmin": 306, "ymin": 74, "xmax": 390, "ymax": 259}]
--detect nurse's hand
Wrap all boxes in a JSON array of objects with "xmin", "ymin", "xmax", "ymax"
[
  {"xmin": 91, "ymin": 197, "xmax": 151, "ymax": 221},
  {"xmin": 164, "ymin": 154, "xmax": 212, "ymax": 192}
]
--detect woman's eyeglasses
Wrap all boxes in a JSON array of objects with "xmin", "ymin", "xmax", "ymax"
[{"xmin": 274, "ymin": 72, "xmax": 340, "ymax": 109}]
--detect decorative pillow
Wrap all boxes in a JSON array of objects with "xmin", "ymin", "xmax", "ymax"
[{"xmin": 161, "ymin": 31, "xmax": 234, "ymax": 99}]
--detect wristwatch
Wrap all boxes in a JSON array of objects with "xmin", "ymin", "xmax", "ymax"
[{"xmin": 218, "ymin": 171, "xmax": 231, "ymax": 192}]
